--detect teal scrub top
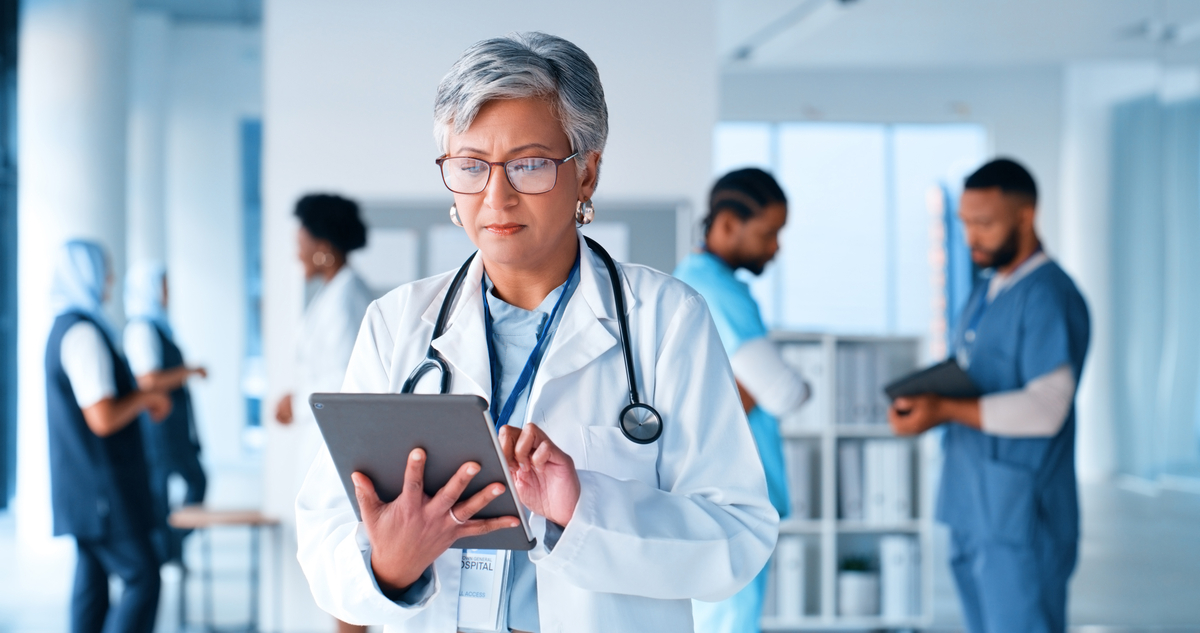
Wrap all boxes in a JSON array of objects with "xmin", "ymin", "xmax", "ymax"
[{"xmin": 674, "ymin": 251, "xmax": 791, "ymax": 518}]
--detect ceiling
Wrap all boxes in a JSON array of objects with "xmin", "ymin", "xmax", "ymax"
[{"xmin": 718, "ymin": 0, "xmax": 1200, "ymax": 70}]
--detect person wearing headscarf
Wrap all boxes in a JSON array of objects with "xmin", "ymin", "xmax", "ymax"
[
  {"xmin": 267, "ymin": 193, "xmax": 373, "ymax": 633},
  {"xmin": 124, "ymin": 261, "xmax": 208, "ymax": 564},
  {"xmin": 45, "ymin": 240, "xmax": 172, "ymax": 633}
]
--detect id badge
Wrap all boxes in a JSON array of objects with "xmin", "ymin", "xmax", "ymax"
[{"xmin": 457, "ymin": 549, "xmax": 511, "ymax": 632}]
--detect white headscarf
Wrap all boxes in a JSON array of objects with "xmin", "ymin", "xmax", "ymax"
[
  {"xmin": 124, "ymin": 260, "xmax": 173, "ymax": 339},
  {"xmin": 50, "ymin": 239, "xmax": 114, "ymax": 336}
]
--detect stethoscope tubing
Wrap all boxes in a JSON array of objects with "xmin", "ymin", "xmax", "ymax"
[{"xmin": 401, "ymin": 238, "xmax": 662, "ymax": 444}]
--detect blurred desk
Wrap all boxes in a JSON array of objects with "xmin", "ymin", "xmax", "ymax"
[{"xmin": 169, "ymin": 507, "xmax": 280, "ymax": 633}]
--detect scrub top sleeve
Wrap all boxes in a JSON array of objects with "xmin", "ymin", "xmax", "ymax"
[
  {"xmin": 1019, "ymin": 282, "xmax": 1074, "ymax": 385},
  {"xmin": 706, "ymin": 287, "xmax": 768, "ymax": 357},
  {"xmin": 123, "ymin": 320, "xmax": 162, "ymax": 376},
  {"xmin": 61, "ymin": 321, "xmax": 117, "ymax": 409}
]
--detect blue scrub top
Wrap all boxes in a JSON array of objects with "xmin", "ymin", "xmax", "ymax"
[
  {"xmin": 938, "ymin": 259, "xmax": 1090, "ymax": 546},
  {"xmin": 674, "ymin": 251, "xmax": 790, "ymax": 518}
]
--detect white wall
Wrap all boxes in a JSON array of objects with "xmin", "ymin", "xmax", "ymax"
[
  {"xmin": 163, "ymin": 23, "xmax": 262, "ymax": 475},
  {"xmin": 720, "ymin": 67, "xmax": 1065, "ymax": 252}
]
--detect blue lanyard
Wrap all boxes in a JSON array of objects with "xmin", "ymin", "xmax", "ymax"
[{"xmin": 482, "ymin": 253, "xmax": 579, "ymax": 430}]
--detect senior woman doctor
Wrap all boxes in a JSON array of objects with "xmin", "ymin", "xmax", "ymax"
[{"xmin": 296, "ymin": 33, "xmax": 777, "ymax": 633}]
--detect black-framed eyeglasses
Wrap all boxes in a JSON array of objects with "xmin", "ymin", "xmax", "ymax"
[{"xmin": 435, "ymin": 152, "xmax": 578, "ymax": 195}]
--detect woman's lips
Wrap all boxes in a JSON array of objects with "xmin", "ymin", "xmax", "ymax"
[{"xmin": 485, "ymin": 223, "xmax": 524, "ymax": 236}]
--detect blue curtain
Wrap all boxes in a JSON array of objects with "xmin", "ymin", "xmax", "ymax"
[{"xmin": 1110, "ymin": 96, "xmax": 1200, "ymax": 479}]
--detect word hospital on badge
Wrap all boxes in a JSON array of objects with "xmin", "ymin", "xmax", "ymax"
[{"xmin": 457, "ymin": 549, "xmax": 511, "ymax": 632}]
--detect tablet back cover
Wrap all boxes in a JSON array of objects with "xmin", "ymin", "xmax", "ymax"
[
  {"xmin": 309, "ymin": 393, "xmax": 535, "ymax": 551},
  {"xmin": 883, "ymin": 359, "xmax": 981, "ymax": 400}
]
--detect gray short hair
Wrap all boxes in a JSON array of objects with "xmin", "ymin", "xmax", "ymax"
[{"xmin": 433, "ymin": 33, "xmax": 608, "ymax": 164}]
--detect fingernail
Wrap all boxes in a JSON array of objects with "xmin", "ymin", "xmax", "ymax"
[
  {"xmin": 466, "ymin": 465, "xmax": 479, "ymax": 475},
  {"xmin": 410, "ymin": 449, "xmax": 422, "ymax": 461},
  {"xmin": 493, "ymin": 485, "xmax": 503, "ymax": 495}
]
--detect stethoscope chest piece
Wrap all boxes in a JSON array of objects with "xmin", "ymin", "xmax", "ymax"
[{"xmin": 620, "ymin": 402, "xmax": 662, "ymax": 444}]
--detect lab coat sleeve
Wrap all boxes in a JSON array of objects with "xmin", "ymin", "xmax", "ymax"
[
  {"xmin": 529, "ymin": 293, "xmax": 779, "ymax": 602},
  {"xmin": 295, "ymin": 302, "xmax": 439, "ymax": 625}
]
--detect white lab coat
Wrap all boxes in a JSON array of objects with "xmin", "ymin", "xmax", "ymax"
[
  {"xmin": 295, "ymin": 234, "xmax": 778, "ymax": 633},
  {"xmin": 269, "ymin": 266, "xmax": 375, "ymax": 522},
  {"xmin": 265, "ymin": 266, "xmax": 373, "ymax": 632}
]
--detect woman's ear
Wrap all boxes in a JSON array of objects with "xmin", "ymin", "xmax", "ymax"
[{"xmin": 578, "ymin": 151, "xmax": 601, "ymax": 200}]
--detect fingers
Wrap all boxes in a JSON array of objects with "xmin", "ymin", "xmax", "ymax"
[
  {"xmin": 430, "ymin": 461, "xmax": 481, "ymax": 512},
  {"xmin": 497, "ymin": 425, "xmax": 519, "ymax": 471},
  {"xmin": 451, "ymin": 481, "xmax": 507, "ymax": 522},
  {"xmin": 401, "ymin": 449, "xmax": 427, "ymax": 507},
  {"xmin": 457, "ymin": 515, "xmax": 522, "ymax": 538},
  {"xmin": 512, "ymin": 423, "xmax": 544, "ymax": 471},
  {"xmin": 351, "ymin": 471, "xmax": 383, "ymax": 521}
]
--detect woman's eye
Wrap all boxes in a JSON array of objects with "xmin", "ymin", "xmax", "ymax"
[{"xmin": 510, "ymin": 158, "xmax": 549, "ymax": 173}]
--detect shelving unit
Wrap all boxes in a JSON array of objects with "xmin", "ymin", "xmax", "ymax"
[{"xmin": 761, "ymin": 332, "xmax": 933, "ymax": 632}]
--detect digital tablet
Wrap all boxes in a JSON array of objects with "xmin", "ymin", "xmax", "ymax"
[
  {"xmin": 308, "ymin": 393, "xmax": 535, "ymax": 551},
  {"xmin": 883, "ymin": 359, "xmax": 981, "ymax": 401}
]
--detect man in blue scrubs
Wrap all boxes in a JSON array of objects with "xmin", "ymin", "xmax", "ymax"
[
  {"xmin": 888, "ymin": 159, "xmax": 1090, "ymax": 633},
  {"xmin": 676, "ymin": 168, "xmax": 810, "ymax": 633}
]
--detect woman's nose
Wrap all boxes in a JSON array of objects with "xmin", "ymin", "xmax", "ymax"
[{"xmin": 483, "ymin": 165, "xmax": 518, "ymax": 210}]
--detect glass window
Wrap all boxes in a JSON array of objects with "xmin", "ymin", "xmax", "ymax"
[{"xmin": 712, "ymin": 121, "xmax": 987, "ymax": 348}]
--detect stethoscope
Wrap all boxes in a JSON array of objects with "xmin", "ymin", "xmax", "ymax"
[{"xmin": 400, "ymin": 236, "xmax": 663, "ymax": 444}]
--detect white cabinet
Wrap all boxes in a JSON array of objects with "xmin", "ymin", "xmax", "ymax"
[{"xmin": 761, "ymin": 333, "xmax": 934, "ymax": 631}]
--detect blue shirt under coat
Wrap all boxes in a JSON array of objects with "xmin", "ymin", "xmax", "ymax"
[
  {"xmin": 480, "ymin": 267, "xmax": 579, "ymax": 633},
  {"xmin": 673, "ymin": 251, "xmax": 790, "ymax": 518},
  {"xmin": 937, "ymin": 258, "xmax": 1090, "ymax": 547}
]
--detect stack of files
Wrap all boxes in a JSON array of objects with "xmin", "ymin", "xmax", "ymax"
[
  {"xmin": 840, "ymin": 439, "xmax": 913, "ymax": 524},
  {"xmin": 775, "ymin": 536, "xmax": 806, "ymax": 620},
  {"xmin": 838, "ymin": 441, "xmax": 864, "ymax": 520},
  {"xmin": 863, "ymin": 439, "xmax": 913, "ymax": 525},
  {"xmin": 880, "ymin": 535, "xmax": 921, "ymax": 619},
  {"xmin": 835, "ymin": 344, "xmax": 897, "ymax": 426},
  {"xmin": 785, "ymin": 440, "xmax": 814, "ymax": 520},
  {"xmin": 779, "ymin": 343, "xmax": 825, "ymax": 431}
]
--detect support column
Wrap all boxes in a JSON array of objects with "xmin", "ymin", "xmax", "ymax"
[
  {"xmin": 127, "ymin": 11, "xmax": 170, "ymax": 266},
  {"xmin": 16, "ymin": 0, "xmax": 131, "ymax": 544}
]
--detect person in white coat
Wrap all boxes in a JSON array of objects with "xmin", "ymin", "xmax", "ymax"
[
  {"xmin": 294, "ymin": 32, "xmax": 778, "ymax": 633},
  {"xmin": 270, "ymin": 193, "xmax": 374, "ymax": 633}
]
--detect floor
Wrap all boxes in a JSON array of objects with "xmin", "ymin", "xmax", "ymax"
[{"xmin": 2, "ymin": 479, "xmax": 1198, "ymax": 632}]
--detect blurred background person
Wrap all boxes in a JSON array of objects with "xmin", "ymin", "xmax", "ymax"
[
  {"xmin": 123, "ymin": 261, "xmax": 208, "ymax": 565},
  {"xmin": 270, "ymin": 193, "xmax": 372, "ymax": 633},
  {"xmin": 46, "ymin": 240, "xmax": 172, "ymax": 633},
  {"xmin": 888, "ymin": 159, "xmax": 1090, "ymax": 633},
  {"xmin": 675, "ymin": 168, "xmax": 811, "ymax": 633}
]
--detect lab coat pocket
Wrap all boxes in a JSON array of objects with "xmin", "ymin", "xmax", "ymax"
[
  {"xmin": 980, "ymin": 458, "xmax": 1036, "ymax": 546},
  {"xmin": 580, "ymin": 426, "xmax": 660, "ymax": 488}
]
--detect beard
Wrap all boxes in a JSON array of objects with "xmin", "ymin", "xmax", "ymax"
[
  {"xmin": 976, "ymin": 227, "xmax": 1020, "ymax": 270},
  {"xmin": 740, "ymin": 259, "xmax": 767, "ymax": 276}
]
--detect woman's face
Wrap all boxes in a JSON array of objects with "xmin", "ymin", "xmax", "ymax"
[
  {"xmin": 445, "ymin": 97, "xmax": 599, "ymax": 274},
  {"xmin": 297, "ymin": 226, "xmax": 321, "ymax": 280}
]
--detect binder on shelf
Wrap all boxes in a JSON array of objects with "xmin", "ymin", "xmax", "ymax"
[
  {"xmin": 785, "ymin": 440, "xmax": 814, "ymax": 520},
  {"xmin": 838, "ymin": 440, "xmax": 863, "ymax": 521},
  {"xmin": 776, "ymin": 536, "xmax": 806, "ymax": 620},
  {"xmin": 862, "ymin": 439, "xmax": 914, "ymax": 524},
  {"xmin": 880, "ymin": 535, "xmax": 920, "ymax": 619}
]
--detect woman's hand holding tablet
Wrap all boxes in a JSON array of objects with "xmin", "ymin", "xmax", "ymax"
[
  {"xmin": 350, "ymin": 448, "xmax": 522, "ymax": 595},
  {"xmin": 498, "ymin": 423, "xmax": 581, "ymax": 527}
]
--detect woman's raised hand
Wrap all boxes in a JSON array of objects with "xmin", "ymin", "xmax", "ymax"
[
  {"xmin": 353, "ymin": 448, "xmax": 520, "ymax": 594},
  {"xmin": 497, "ymin": 423, "xmax": 580, "ymax": 527}
]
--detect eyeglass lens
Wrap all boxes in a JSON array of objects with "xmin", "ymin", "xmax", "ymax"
[{"xmin": 441, "ymin": 157, "xmax": 561, "ymax": 195}]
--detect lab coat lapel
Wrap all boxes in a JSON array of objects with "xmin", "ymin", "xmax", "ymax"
[
  {"xmin": 536, "ymin": 234, "xmax": 636, "ymax": 385},
  {"xmin": 426, "ymin": 256, "xmax": 491, "ymax": 400}
]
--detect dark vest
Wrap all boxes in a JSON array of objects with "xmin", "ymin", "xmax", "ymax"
[
  {"xmin": 138, "ymin": 321, "xmax": 201, "ymax": 467},
  {"xmin": 45, "ymin": 312, "xmax": 153, "ymax": 539}
]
